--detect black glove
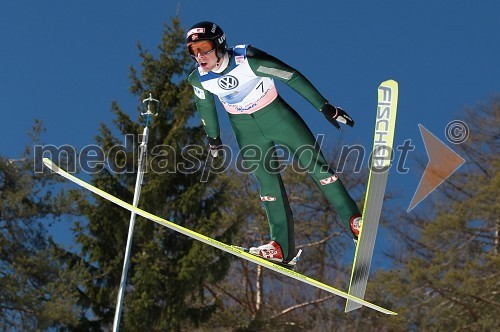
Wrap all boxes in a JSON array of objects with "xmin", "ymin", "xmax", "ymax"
[
  {"xmin": 207, "ymin": 136, "xmax": 223, "ymax": 158},
  {"xmin": 320, "ymin": 103, "xmax": 355, "ymax": 130}
]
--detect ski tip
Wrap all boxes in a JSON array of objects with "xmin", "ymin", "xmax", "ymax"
[
  {"xmin": 42, "ymin": 158, "xmax": 55, "ymax": 170},
  {"xmin": 383, "ymin": 308, "xmax": 398, "ymax": 315},
  {"xmin": 42, "ymin": 158, "xmax": 61, "ymax": 173},
  {"xmin": 380, "ymin": 79, "xmax": 398, "ymax": 89}
]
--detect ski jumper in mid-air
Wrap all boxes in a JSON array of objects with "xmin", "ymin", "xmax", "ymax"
[{"xmin": 186, "ymin": 21, "xmax": 362, "ymax": 264}]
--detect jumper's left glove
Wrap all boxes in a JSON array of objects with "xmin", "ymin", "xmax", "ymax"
[
  {"xmin": 207, "ymin": 136, "xmax": 223, "ymax": 158},
  {"xmin": 321, "ymin": 103, "xmax": 355, "ymax": 130}
]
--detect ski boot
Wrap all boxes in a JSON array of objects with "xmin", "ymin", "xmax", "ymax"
[
  {"xmin": 249, "ymin": 240, "xmax": 283, "ymax": 262},
  {"xmin": 350, "ymin": 214, "xmax": 362, "ymax": 245},
  {"xmin": 233, "ymin": 241, "xmax": 302, "ymax": 270}
]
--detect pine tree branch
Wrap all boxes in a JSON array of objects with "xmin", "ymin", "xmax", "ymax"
[
  {"xmin": 423, "ymin": 276, "xmax": 480, "ymax": 322},
  {"xmin": 468, "ymin": 294, "xmax": 500, "ymax": 308}
]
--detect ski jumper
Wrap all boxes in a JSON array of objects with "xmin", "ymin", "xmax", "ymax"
[{"xmin": 188, "ymin": 45, "xmax": 360, "ymax": 261}]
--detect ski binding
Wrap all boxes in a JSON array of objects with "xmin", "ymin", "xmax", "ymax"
[{"xmin": 231, "ymin": 246, "xmax": 303, "ymax": 269}]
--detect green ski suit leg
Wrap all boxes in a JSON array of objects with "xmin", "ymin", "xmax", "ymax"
[{"xmin": 229, "ymin": 97, "xmax": 360, "ymax": 261}]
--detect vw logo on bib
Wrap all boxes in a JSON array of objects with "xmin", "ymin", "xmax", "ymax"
[{"xmin": 218, "ymin": 75, "xmax": 239, "ymax": 90}]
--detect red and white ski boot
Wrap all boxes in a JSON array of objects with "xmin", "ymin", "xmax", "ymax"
[
  {"xmin": 350, "ymin": 214, "xmax": 363, "ymax": 244},
  {"xmin": 232, "ymin": 241, "xmax": 303, "ymax": 269},
  {"xmin": 248, "ymin": 240, "xmax": 284, "ymax": 262}
]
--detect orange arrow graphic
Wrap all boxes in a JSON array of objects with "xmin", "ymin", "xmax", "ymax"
[{"xmin": 408, "ymin": 124, "xmax": 465, "ymax": 212}]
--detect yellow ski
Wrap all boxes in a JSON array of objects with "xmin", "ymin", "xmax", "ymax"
[
  {"xmin": 43, "ymin": 157, "xmax": 397, "ymax": 315},
  {"xmin": 345, "ymin": 80, "xmax": 399, "ymax": 312}
]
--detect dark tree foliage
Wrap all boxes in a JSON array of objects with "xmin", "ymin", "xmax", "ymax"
[
  {"xmin": 70, "ymin": 18, "xmax": 242, "ymax": 331},
  {"xmin": 0, "ymin": 121, "xmax": 87, "ymax": 331}
]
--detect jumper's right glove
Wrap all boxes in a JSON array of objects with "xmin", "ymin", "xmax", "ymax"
[
  {"xmin": 320, "ymin": 103, "xmax": 355, "ymax": 130},
  {"xmin": 207, "ymin": 136, "xmax": 223, "ymax": 158}
]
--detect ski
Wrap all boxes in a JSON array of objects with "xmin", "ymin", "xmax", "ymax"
[
  {"xmin": 345, "ymin": 80, "xmax": 399, "ymax": 312},
  {"xmin": 43, "ymin": 157, "xmax": 396, "ymax": 315}
]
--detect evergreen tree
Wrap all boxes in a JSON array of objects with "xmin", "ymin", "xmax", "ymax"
[
  {"xmin": 71, "ymin": 18, "xmax": 243, "ymax": 330},
  {"xmin": 0, "ymin": 121, "xmax": 87, "ymax": 331}
]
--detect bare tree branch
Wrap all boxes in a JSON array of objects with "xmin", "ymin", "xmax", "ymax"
[{"xmin": 270, "ymin": 295, "xmax": 336, "ymax": 320}]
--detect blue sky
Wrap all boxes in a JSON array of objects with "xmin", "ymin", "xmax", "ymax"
[{"xmin": 1, "ymin": 1, "xmax": 499, "ymax": 253}]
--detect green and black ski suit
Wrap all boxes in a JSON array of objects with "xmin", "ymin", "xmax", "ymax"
[{"xmin": 188, "ymin": 44, "xmax": 360, "ymax": 261}]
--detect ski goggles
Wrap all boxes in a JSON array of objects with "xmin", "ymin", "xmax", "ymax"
[{"xmin": 188, "ymin": 40, "xmax": 215, "ymax": 58}]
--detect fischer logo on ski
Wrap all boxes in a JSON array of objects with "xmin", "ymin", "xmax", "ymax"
[
  {"xmin": 373, "ymin": 85, "xmax": 395, "ymax": 170},
  {"xmin": 345, "ymin": 80, "xmax": 399, "ymax": 313}
]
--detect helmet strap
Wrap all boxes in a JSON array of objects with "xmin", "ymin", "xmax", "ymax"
[{"xmin": 212, "ymin": 52, "xmax": 230, "ymax": 73}]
